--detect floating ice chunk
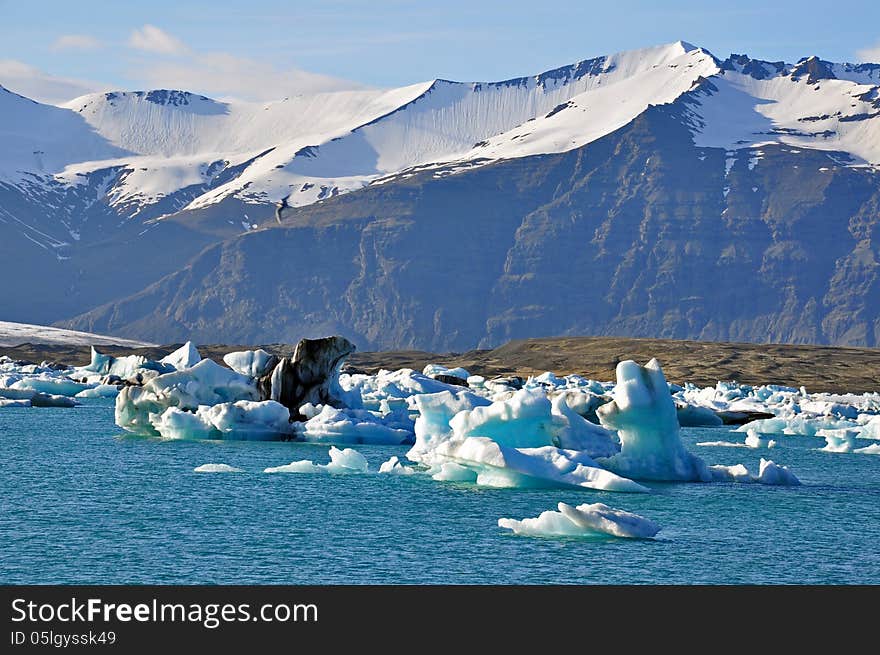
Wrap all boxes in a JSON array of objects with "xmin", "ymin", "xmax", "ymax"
[
  {"xmin": 12, "ymin": 376, "xmax": 89, "ymax": 397},
  {"xmin": 407, "ymin": 390, "xmax": 492, "ymax": 463},
  {"xmin": 736, "ymin": 415, "xmax": 858, "ymax": 437},
  {"xmin": 265, "ymin": 446, "xmax": 369, "ymax": 474},
  {"xmin": 0, "ymin": 398, "xmax": 31, "ymax": 407},
  {"xmin": 431, "ymin": 462, "xmax": 477, "ymax": 482},
  {"xmin": 423, "ymin": 364, "xmax": 470, "ymax": 380},
  {"xmin": 819, "ymin": 429, "xmax": 859, "ymax": 453},
  {"xmin": 222, "ymin": 349, "xmax": 276, "ymax": 378},
  {"xmin": 75, "ymin": 384, "xmax": 121, "ymax": 398},
  {"xmin": 152, "ymin": 400, "xmax": 292, "ymax": 440},
  {"xmin": 449, "ymin": 389, "xmax": 559, "ymax": 449},
  {"xmin": 597, "ymin": 359, "xmax": 711, "ymax": 482},
  {"xmin": 676, "ymin": 403, "xmax": 724, "ymax": 427},
  {"xmin": 744, "ymin": 429, "xmax": 777, "ymax": 449},
  {"xmin": 298, "ymin": 402, "xmax": 323, "ymax": 419},
  {"xmin": 756, "ymin": 458, "xmax": 801, "ymax": 486},
  {"xmin": 696, "ymin": 440, "xmax": 750, "ymax": 448},
  {"xmin": 550, "ymin": 394, "xmax": 619, "ymax": 458},
  {"xmin": 161, "ymin": 342, "xmax": 202, "ymax": 370},
  {"xmin": 433, "ymin": 437, "xmax": 648, "ymax": 492},
  {"xmin": 378, "ymin": 455, "xmax": 418, "ymax": 475},
  {"xmin": 498, "ymin": 502, "xmax": 660, "ymax": 539},
  {"xmin": 855, "ymin": 443, "xmax": 880, "ymax": 455},
  {"xmin": 152, "ymin": 406, "xmax": 220, "ymax": 440},
  {"xmin": 194, "ymin": 463, "xmax": 243, "ymax": 473},
  {"xmin": 80, "ymin": 346, "xmax": 113, "ymax": 374},
  {"xmin": 115, "ymin": 358, "xmax": 260, "ymax": 435},
  {"xmin": 297, "ymin": 405, "xmax": 413, "ymax": 445},
  {"xmin": 709, "ymin": 463, "xmax": 755, "ymax": 482}
]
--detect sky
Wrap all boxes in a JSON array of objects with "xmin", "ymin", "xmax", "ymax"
[{"xmin": 1, "ymin": 0, "xmax": 879, "ymax": 104}]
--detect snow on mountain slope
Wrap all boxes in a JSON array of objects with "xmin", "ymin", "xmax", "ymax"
[
  {"xmin": 454, "ymin": 46, "xmax": 719, "ymax": 162},
  {"xmin": 2, "ymin": 42, "xmax": 880, "ymax": 232},
  {"xmin": 690, "ymin": 56, "xmax": 880, "ymax": 165},
  {"xmin": 0, "ymin": 85, "xmax": 127, "ymax": 179},
  {"xmin": 0, "ymin": 320, "xmax": 155, "ymax": 348},
  {"xmin": 192, "ymin": 41, "xmax": 708, "ymax": 209}
]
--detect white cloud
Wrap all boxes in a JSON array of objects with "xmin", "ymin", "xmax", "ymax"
[
  {"xmin": 50, "ymin": 34, "xmax": 102, "ymax": 51},
  {"xmin": 0, "ymin": 59, "xmax": 109, "ymax": 105},
  {"xmin": 128, "ymin": 25, "xmax": 189, "ymax": 55},
  {"xmin": 856, "ymin": 42, "xmax": 880, "ymax": 63},
  {"xmin": 131, "ymin": 51, "xmax": 366, "ymax": 101}
]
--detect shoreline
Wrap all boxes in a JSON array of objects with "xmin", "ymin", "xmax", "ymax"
[{"xmin": 2, "ymin": 335, "xmax": 879, "ymax": 393}]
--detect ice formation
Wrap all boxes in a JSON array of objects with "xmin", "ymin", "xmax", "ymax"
[
  {"xmin": 596, "ymin": 359, "xmax": 712, "ymax": 482},
  {"xmin": 756, "ymin": 458, "xmax": 801, "ymax": 486},
  {"xmin": 194, "ymin": 463, "xmax": 243, "ymax": 473},
  {"xmin": 378, "ymin": 456, "xmax": 418, "ymax": 475},
  {"xmin": 115, "ymin": 358, "xmax": 262, "ymax": 435},
  {"xmin": 152, "ymin": 400, "xmax": 293, "ymax": 440},
  {"xmin": 160, "ymin": 342, "xmax": 202, "ymax": 370},
  {"xmin": 498, "ymin": 502, "xmax": 660, "ymax": 539},
  {"xmin": 296, "ymin": 405, "xmax": 413, "ymax": 444},
  {"xmin": 264, "ymin": 446, "xmax": 369, "ymax": 474}
]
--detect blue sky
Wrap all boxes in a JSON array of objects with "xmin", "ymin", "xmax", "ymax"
[{"xmin": 1, "ymin": 0, "xmax": 879, "ymax": 103}]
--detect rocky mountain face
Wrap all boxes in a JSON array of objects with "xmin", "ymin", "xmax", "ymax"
[
  {"xmin": 2, "ymin": 43, "xmax": 880, "ymax": 349},
  {"xmin": 62, "ymin": 105, "xmax": 880, "ymax": 349}
]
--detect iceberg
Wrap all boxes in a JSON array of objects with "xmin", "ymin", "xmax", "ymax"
[
  {"xmin": 0, "ymin": 398, "xmax": 31, "ymax": 407},
  {"xmin": 597, "ymin": 359, "xmax": 711, "ymax": 482},
  {"xmin": 264, "ymin": 446, "xmax": 369, "ymax": 474},
  {"xmin": 756, "ymin": 458, "xmax": 801, "ymax": 486},
  {"xmin": 152, "ymin": 400, "xmax": 293, "ymax": 440},
  {"xmin": 406, "ymin": 390, "xmax": 492, "ymax": 463},
  {"xmin": 431, "ymin": 437, "xmax": 648, "ymax": 492},
  {"xmin": 498, "ymin": 502, "xmax": 660, "ymax": 539},
  {"xmin": 115, "ymin": 358, "xmax": 260, "ymax": 435},
  {"xmin": 222, "ymin": 349, "xmax": 277, "ymax": 378},
  {"xmin": 160, "ymin": 341, "xmax": 202, "ymax": 370},
  {"xmin": 297, "ymin": 405, "xmax": 413, "ymax": 445},
  {"xmin": 709, "ymin": 463, "xmax": 756, "ymax": 482}
]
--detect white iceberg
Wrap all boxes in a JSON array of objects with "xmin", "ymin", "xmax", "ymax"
[
  {"xmin": 115, "ymin": 358, "xmax": 260, "ymax": 435},
  {"xmin": 160, "ymin": 341, "xmax": 202, "ymax": 370},
  {"xmin": 0, "ymin": 398, "xmax": 31, "ymax": 407},
  {"xmin": 709, "ymin": 463, "xmax": 756, "ymax": 482},
  {"xmin": 264, "ymin": 446, "xmax": 369, "ymax": 474},
  {"xmin": 597, "ymin": 359, "xmax": 711, "ymax": 482},
  {"xmin": 194, "ymin": 463, "xmax": 243, "ymax": 473},
  {"xmin": 432, "ymin": 437, "xmax": 648, "ymax": 492},
  {"xmin": 297, "ymin": 405, "xmax": 413, "ymax": 445},
  {"xmin": 222, "ymin": 349, "xmax": 276, "ymax": 377},
  {"xmin": 756, "ymin": 458, "xmax": 801, "ymax": 486},
  {"xmin": 151, "ymin": 400, "xmax": 293, "ymax": 440},
  {"xmin": 498, "ymin": 502, "xmax": 660, "ymax": 539}
]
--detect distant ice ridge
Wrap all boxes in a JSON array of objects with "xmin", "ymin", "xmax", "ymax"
[{"xmin": 498, "ymin": 502, "xmax": 661, "ymax": 539}]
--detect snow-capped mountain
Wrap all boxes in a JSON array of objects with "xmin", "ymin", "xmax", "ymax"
[{"xmin": 3, "ymin": 42, "xmax": 880, "ymax": 348}]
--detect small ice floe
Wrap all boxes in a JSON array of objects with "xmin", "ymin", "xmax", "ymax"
[
  {"xmin": 193, "ymin": 463, "xmax": 243, "ymax": 473},
  {"xmin": 697, "ymin": 429, "xmax": 777, "ymax": 449},
  {"xmin": 264, "ymin": 446, "xmax": 369, "ymax": 474},
  {"xmin": 378, "ymin": 455, "xmax": 417, "ymax": 475},
  {"xmin": 709, "ymin": 459, "xmax": 800, "ymax": 485},
  {"xmin": 498, "ymin": 502, "xmax": 660, "ymax": 539},
  {"xmin": 756, "ymin": 458, "xmax": 801, "ymax": 486}
]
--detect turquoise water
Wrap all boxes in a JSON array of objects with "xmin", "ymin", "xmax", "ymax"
[{"xmin": 2, "ymin": 398, "xmax": 879, "ymax": 584}]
